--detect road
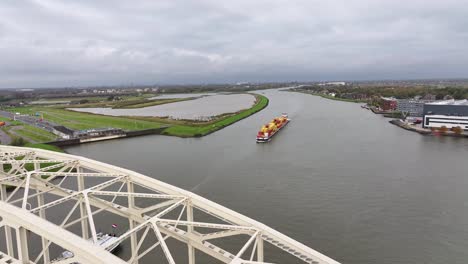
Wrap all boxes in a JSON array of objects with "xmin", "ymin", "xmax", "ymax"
[
  {"xmin": 0, "ymin": 128, "xmax": 11, "ymax": 144},
  {"xmin": 0, "ymin": 109, "xmax": 66, "ymax": 134}
]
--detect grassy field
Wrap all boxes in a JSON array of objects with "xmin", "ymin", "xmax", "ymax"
[
  {"xmin": 13, "ymin": 125, "xmax": 57, "ymax": 142},
  {"xmin": 162, "ymin": 94, "xmax": 269, "ymax": 137},
  {"xmin": 24, "ymin": 143, "xmax": 64, "ymax": 152},
  {"xmin": 0, "ymin": 116, "xmax": 56, "ymax": 144},
  {"xmin": 9, "ymin": 106, "xmax": 165, "ymax": 131},
  {"xmin": 0, "ymin": 116, "xmax": 22, "ymax": 126},
  {"xmin": 2, "ymin": 123, "xmax": 56, "ymax": 143},
  {"xmin": 6, "ymin": 93, "xmax": 269, "ymax": 138}
]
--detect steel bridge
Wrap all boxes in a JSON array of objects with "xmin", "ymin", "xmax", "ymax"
[{"xmin": 0, "ymin": 146, "xmax": 339, "ymax": 264}]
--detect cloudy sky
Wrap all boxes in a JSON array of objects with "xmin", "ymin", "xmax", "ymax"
[{"xmin": 1, "ymin": 0, "xmax": 467, "ymax": 88}]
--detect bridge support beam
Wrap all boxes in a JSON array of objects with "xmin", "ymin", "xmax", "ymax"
[
  {"xmin": 187, "ymin": 201, "xmax": 195, "ymax": 264},
  {"xmin": 16, "ymin": 226, "xmax": 29, "ymax": 263},
  {"xmin": 257, "ymin": 234, "xmax": 264, "ymax": 262},
  {"xmin": 0, "ymin": 185, "xmax": 14, "ymax": 257},
  {"xmin": 77, "ymin": 166, "xmax": 89, "ymax": 239},
  {"xmin": 127, "ymin": 180, "xmax": 139, "ymax": 264},
  {"xmin": 37, "ymin": 193, "xmax": 50, "ymax": 263},
  {"xmin": 34, "ymin": 162, "xmax": 51, "ymax": 263}
]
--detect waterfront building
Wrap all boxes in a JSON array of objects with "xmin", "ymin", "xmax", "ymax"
[
  {"xmin": 397, "ymin": 99, "xmax": 432, "ymax": 117},
  {"xmin": 74, "ymin": 127, "xmax": 125, "ymax": 139},
  {"xmin": 52, "ymin": 125, "xmax": 75, "ymax": 139},
  {"xmin": 423, "ymin": 100, "xmax": 468, "ymax": 130},
  {"xmin": 380, "ymin": 97, "xmax": 397, "ymax": 111}
]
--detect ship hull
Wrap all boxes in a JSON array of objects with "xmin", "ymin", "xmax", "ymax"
[{"xmin": 256, "ymin": 119, "xmax": 290, "ymax": 143}]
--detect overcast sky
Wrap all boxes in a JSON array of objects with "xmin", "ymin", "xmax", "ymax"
[{"xmin": 1, "ymin": 0, "xmax": 467, "ymax": 88}]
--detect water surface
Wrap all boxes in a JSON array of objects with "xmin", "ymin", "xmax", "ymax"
[{"xmin": 66, "ymin": 89, "xmax": 468, "ymax": 264}]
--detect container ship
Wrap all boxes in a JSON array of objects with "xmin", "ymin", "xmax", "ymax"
[{"xmin": 256, "ymin": 114, "xmax": 290, "ymax": 143}]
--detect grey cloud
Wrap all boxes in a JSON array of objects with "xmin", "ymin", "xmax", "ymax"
[{"xmin": 1, "ymin": 0, "xmax": 468, "ymax": 88}]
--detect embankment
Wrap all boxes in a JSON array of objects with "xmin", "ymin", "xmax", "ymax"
[{"xmin": 46, "ymin": 127, "xmax": 168, "ymax": 147}]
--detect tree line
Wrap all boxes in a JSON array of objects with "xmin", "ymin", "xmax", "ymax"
[{"xmin": 295, "ymin": 85, "xmax": 468, "ymax": 100}]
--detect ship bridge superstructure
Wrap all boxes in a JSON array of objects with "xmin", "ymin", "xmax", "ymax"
[{"xmin": 0, "ymin": 146, "xmax": 339, "ymax": 264}]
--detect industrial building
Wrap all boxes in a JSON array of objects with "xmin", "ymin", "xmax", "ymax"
[
  {"xmin": 74, "ymin": 127, "xmax": 125, "ymax": 139},
  {"xmin": 397, "ymin": 99, "xmax": 432, "ymax": 116},
  {"xmin": 422, "ymin": 100, "xmax": 468, "ymax": 130}
]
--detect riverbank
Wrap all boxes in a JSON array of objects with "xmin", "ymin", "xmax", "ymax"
[
  {"xmin": 162, "ymin": 94, "xmax": 269, "ymax": 137},
  {"xmin": 291, "ymin": 91, "xmax": 468, "ymax": 139},
  {"xmin": 389, "ymin": 120, "xmax": 432, "ymax": 135},
  {"xmin": 290, "ymin": 90, "xmax": 367, "ymax": 103},
  {"xmin": 25, "ymin": 143, "xmax": 64, "ymax": 152},
  {"xmin": 389, "ymin": 119, "xmax": 468, "ymax": 138},
  {"xmin": 34, "ymin": 94, "xmax": 268, "ymax": 150},
  {"xmin": 2, "ymin": 93, "xmax": 269, "ymax": 150},
  {"xmin": 46, "ymin": 127, "xmax": 168, "ymax": 147},
  {"xmin": 69, "ymin": 97, "xmax": 194, "ymax": 109}
]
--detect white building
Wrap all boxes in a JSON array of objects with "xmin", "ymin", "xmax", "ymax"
[
  {"xmin": 423, "ymin": 115, "xmax": 468, "ymax": 130},
  {"xmin": 423, "ymin": 100, "xmax": 468, "ymax": 130}
]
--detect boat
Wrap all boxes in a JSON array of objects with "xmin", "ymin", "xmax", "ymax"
[
  {"xmin": 256, "ymin": 114, "xmax": 290, "ymax": 143},
  {"xmin": 56, "ymin": 232, "xmax": 121, "ymax": 262}
]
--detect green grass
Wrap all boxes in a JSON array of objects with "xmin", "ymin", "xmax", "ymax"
[
  {"xmin": 319, "ymin": 94, "xmax": 366, "ymax": 103},
  {"xmin": 14, "ymin": 125, "xmax": 57, "ymax": 142},
  {"xmin": 24, "ymin": 143, "xmax": 63, "ymax": 152},
  {"xmin": 0, "ymin": 116, "xmax": 22, "ymax": 126},
  {"xmin": 163, "ymin": 94, "xmax": 269, "ymax": 137},
  {"xmin": 7, "ymin": 93, "xmax": 269, "ymax": 138},
  {"xmin": 9, "ymin": 106, "xmax": 165, "ymax": 131}
]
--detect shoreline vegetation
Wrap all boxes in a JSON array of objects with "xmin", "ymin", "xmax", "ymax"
[
  {"xmin": 290, "ymin": 84, "xmax": 468, "ymax": 101},
  {"xmin": 2, "ymin": 93, "xmax": 269, "ymax": 149},
  {"xmin": 290, "ymin": 90, "xmax": 367, "ymax": 103}
]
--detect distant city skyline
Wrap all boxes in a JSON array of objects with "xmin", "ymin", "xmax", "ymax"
[{"xmin": 1, "ymin": 0, "xmax": 467, "ymax": 88}]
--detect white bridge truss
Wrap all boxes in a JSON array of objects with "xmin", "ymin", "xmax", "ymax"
[{"xmin": 0, "ymin": 146, "xmax": 339, "ymax": 264}]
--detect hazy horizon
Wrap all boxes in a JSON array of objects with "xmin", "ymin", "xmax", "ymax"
[{"xmin": 1, "ymin": 0, "xmax": 467, "ymax": 88}]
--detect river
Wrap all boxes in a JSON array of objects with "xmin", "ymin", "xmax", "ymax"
[{"xmin": 66, "ymin": 89, "xmax": 468, "ymax": 264}]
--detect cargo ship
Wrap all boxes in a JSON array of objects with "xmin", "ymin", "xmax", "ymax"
[{"xmin": 256, "ymin": 114, "xmax": 290, "ymax": 143}]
